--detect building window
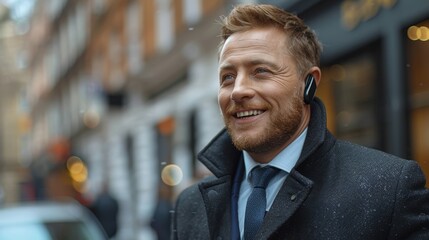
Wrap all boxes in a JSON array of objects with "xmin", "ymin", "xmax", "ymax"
[
  {"xmin": 156, "ymin": 0, "xmax": 174, "ymax": 53},
  {"xmin": 184, "ymin": 0, "xmax": 201, "ymax": 25},
  {"xmin": 47, "ymin": 0, "xmax": 66, "ymax": 19},
  {"xmin": 143, "ymin": 0, "xmax": 156, "ymax": 58},
  {"xmin": 172, "ymin": 0, "xmax": 184, "ymax": 34},
  {"xmin": 406, "ymin": 19, "xmax": 429, "ymax": 184},
  {"xmin": 126, "ymin": 0, "xmax": 142, "ymax": 74},
  {"xmin": 201, "ymin": 0, "xmax": 224, "ymax": 15},
  {"xmin": 318, "ymin": 42, "xmax": 382, "ymax": 149},
  {"xmin": 92, "ymin": 0, "xmax": 107, "ymax": 15}
]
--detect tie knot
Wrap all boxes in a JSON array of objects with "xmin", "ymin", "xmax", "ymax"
[{"xmin": 250, "ymin": 166, "xmax": 279, "ymax": 189}]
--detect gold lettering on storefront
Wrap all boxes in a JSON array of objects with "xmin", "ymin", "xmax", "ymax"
[{"xmin": 341, "ymin": 0, "xmax": 397, "ymax": 30}]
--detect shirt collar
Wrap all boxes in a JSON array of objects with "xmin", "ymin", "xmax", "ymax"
[{"xmin": 243, "ymin": 128, "xmax": 308, "ymax": 178}]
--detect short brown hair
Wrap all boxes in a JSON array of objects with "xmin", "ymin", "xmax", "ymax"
[{"xmin": 218, "ymin": 4, "xmax": 322, "ymax": 78}]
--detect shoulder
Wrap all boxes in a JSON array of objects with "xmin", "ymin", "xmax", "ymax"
[
  {"xmin": 334, "ymin": 139, "xmax": 410, "ymax": 168},
  {"xmin": 322, "ymin": 139, "xmax": 427, "ymax": 188}
]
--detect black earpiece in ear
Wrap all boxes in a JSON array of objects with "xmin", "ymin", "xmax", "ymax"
[{"xmin": 304, "ymin": 74, "xmax": 317, "ymax": 104}]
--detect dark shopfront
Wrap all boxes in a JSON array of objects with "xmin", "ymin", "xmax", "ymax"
[{"xmin": 266, "ymin": 0, "xmax": 429, "ymax": 183}]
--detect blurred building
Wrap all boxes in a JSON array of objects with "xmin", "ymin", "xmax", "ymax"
[
  {"xmin": 0, "ymin": 2, "xmax": 29, "ymax": 204},
  {"xmin": 20, "ymin": 0, "xmax": 229, "ymax": 239},
  {"xmin": 2, "ymin": 0, "xmax": 428, "ymax": 239}
]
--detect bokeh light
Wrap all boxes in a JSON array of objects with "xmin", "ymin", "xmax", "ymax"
[
  {"xmin": 66, "ymin": 156, "xmax": 88, "ymax": 192},
  {"xmin": 161, "ymin": 164, "xmax": 183, "ymax": 186},
  {"xmin": 83, "ymin": 109, "xmax": 100, "ymax": 129},
  {"xmin": 408, "ymin": 25, "xmax": 429, "ymax": 41}
]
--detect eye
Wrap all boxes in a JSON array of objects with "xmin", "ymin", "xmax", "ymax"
[
  {"xmin": 255, "ymin": 68, "xmax": 268, "ymax": 73},
  {"xmin": 220, "ymin": 73, "xmax": 235, "ymax": 84},
  {"xmin": 254, "ymin": 67, "xmax": 271, "ymax": 77}
]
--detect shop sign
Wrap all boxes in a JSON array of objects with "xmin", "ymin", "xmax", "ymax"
[{"xmin": 341, "ymin": 0, "xmax": 397, "ymax": 30}]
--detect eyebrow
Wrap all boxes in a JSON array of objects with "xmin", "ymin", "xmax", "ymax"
[
  {"xmin": 248, "ymin": 59, "xmax": 278, "ymax": 69},
  {"xmin": 219, "ymin": 59, "xmax": 278, "ymax": 71}
]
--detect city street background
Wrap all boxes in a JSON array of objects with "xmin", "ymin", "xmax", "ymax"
[{"xmin": 0, "ymin": 0, "xmax": 428, "ymax": 239}]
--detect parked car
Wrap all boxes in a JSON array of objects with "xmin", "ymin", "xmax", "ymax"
[{"xmin": 0, "ymin": 200, "xmax": 108, "ymax": 240}]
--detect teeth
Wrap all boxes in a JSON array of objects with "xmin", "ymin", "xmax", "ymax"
[{"xmin": 236, "ymin": 110, "xmax": 263, "ymax": 118}]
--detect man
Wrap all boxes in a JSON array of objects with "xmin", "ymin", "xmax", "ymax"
[
  {"xmin": 90, "ymin": 184, "xmax": 119, "ymax": 239},
  {"xmin": 172, "ymin": 4, "xmax": 429, "ymax": 240}
]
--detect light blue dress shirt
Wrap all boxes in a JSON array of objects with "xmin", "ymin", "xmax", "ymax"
[{"xmin": 238, "ymin": 128, "xmax": 308, "ymax": 239}]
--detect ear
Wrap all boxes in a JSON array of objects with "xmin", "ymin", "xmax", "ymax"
[{"xmin": 309, "ymin": 66, "xmax": 321, "ymax": 87}]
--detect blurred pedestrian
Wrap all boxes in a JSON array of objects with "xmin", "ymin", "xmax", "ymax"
[
  {"xmin": 150, "ymin": 185, "xmax": 172, "ymax": 240},
  {"xmin": 91, "ymin": 183, "xmax": 119, "ymax": 239},
  {"xmin": 172, "ymin": 3, "xmax": 429, "ymax": 240}
]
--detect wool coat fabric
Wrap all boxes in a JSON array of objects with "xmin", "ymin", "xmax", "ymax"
[{"xmin": 172, "ymin": 98, "xmax": 429, "ymax": 240}]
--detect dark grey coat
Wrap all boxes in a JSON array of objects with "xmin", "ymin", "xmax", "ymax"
[{"xmin": 172, "ymin": 99, "xmax": 429, "ymax": 240}]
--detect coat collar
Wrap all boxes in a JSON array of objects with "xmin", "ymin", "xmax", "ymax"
[
  {"xmin": 197, "ymin": 127, "xmax": 241, "ymax": 178},
  {"xmin": 197, "ymin": 97, "xmax": 329, "ymax": 174},
  {"xmin": 196, "ymin": 98, "xmax": 334, "ymax": 239},
  {"xmin": 297, "ymin": 97, "xmax": 330, "ymax": 167}
]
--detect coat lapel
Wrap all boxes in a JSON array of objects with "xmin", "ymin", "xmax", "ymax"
[
  {"xmin": 199, "ymin": 176, "xmax": 232, "ymax": 239},
  {"xmin": 197, "ymin": 129, "xmax": 241, "ymax": 239},
  {"xmin": 259, "ymin": 170, "xmax": 314, "ymax": 239}
]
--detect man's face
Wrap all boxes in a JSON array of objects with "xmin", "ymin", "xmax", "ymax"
[{"xmin": 218, "ymin": 27, "xmax": 306, "ymax": 156}]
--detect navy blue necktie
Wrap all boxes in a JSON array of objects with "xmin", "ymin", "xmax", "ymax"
[{"xmin": 244, "ymin": 166, "xmax": 279, "ymax": 240}]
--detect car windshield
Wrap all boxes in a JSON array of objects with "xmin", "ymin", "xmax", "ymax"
[{"xmin": 0, "ymin": 221, "xmax": 104, "ymax": 240}]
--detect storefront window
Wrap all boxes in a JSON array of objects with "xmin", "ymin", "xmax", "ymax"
[
  {"xmin": 317, "ymin": 43, "xmax": 381, "ymax": 148},
  {"xmin": 406, "ymin": 19, "xmax": 429, "ymax": 184}
]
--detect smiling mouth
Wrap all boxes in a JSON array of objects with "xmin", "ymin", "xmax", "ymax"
[{"xmin": 235, "ymin": 110, "xmax": 264, "ymax": 119}]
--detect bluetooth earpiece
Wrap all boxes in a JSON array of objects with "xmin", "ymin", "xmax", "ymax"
[{"xmin": 304, "ymin": 74, "xmax": 317, "ymax": 104}]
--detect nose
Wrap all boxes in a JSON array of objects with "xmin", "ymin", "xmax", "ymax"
[{"xmin": 231, "ymin": 74, "xmax": 255, "ymax": 102}]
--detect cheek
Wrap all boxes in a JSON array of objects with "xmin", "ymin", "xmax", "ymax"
[
  {"xmin": 265, "ymin": 86, "xmax": 300, "ymax": 112},
  {"xmin": 218, "ymin": 90, "xmax": 230, "ymax": 111},
  {"xmin": 269, "ymin": 80, "xmax": 303, "ymax": 100}
]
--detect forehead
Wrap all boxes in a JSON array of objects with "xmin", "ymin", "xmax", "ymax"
[{"xmin": 219, "ymin": 27, "xmax": 287, "ymax": 61}]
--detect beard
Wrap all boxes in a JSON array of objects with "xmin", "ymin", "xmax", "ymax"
[{"xmin": 225, "ymin": 95, "xmax": 304, "ymax": 154}]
